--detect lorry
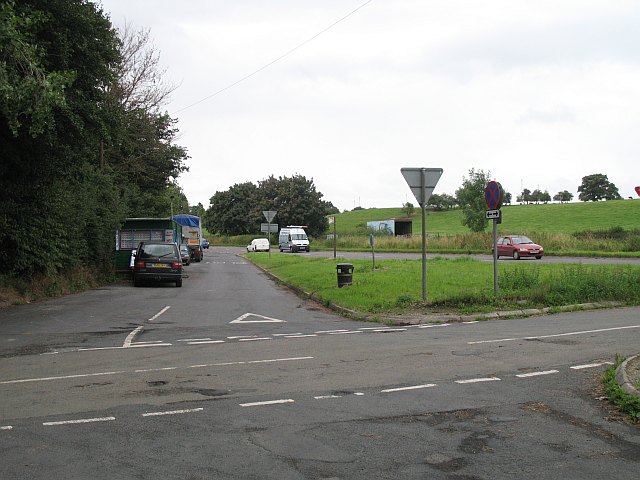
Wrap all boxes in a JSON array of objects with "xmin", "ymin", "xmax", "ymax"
[
  {"xmin": 173, "ymin": 214, "xmax": 203, "ymax": 262},
  {"xmin": 279, "ymin": 226, "xmax": 310, "ymax": 253},
  {"xmin": 114, "ymin": 217, "xmax": 183, "ymax": 273}
]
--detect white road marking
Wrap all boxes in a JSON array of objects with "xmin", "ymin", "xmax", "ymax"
[
  {"xmin": 240, "ymin": 399, "xmax": 294, "ymax": 407},
  {"xmin": 381, "ymin": 384, "xmax": 436, "ymax": 393},
  {"xmin": 43, "ymin": 417, "xmax": 115, "ymax": 426},
  {"xmin": 516, "ymin": 370, "xmax": 559, "ymax": 378},
  {"xmin": 463, "ymin": 321, "xmax": 479, "ymax": 324},
  {"xmin": 178, "ymin": 338, "xmax": 211, "ymax": 342},
  {"xmin": 314, "ymin": 395, "xmax": 343, "ymax": 399},
  {"xmin": 285, "ymin": 334, "xmax": 318, "ymax": 338},
  {"xmin": 41, "ymin": 351, "xmax": 59, "ymax": 355},
  {"xmin": 239, "ymin": 337, "xmax": 272, "ymax": 342},
  {"xmin": 148, "ymin": 306, "xmax": 171, "ymax": 322},
  {"xmin": 78, "ymin": 343, "xmax": 172, "ymax": 351},
  {"xmin": 187, "ymin": 340, "xmax": 225, "ymax": 345},
  {"xmin": 455, "ymin": 377, "xmax": 501, "ymax": 384},
  {"xmin": 373, "ymin": 328, "xmax": 407, "ymax": 333},
  {"xmin": 230, "ymin": 313, "xmax": 286, "ymax": 323},
  {"xmin": 1, "ymin": 371, "xmax": 125, "ymax": 385},
  {"xmin": 272, "ymin": 333, "xmax": 303, "ymax": 336},
  {"xmin": 468, "ymin": 325, "xmax": 640, "ymax": 345},
  {"xmin": 1, "ymin": 357, "xmax": 313, "ymax": 385},
  {"xmin": 1, "ymin": 426, "xmax": 13, "ymax": 430},
  {"xmin": 134, "ymin": 367, "xmax": 178, "ymax": 373},
  {"xmin": 571, "ymin": 362, "xmax": 614, "ymax": 370},
  {"xmin": 227, "ymin": 336, "xmax": 256, "ymax": 339},
  {"xmin": 354, "ymin": 392, "xmax": 365, "ymax": 396},
  {"xmin": 417, "ymin": 324, "xmax": 450, "ymax": 328},
  {"xmin": 123, "ymin": 306, "xmax": 171, "ymax": 347},
  {"xmin": 142, "ymin": 408, "xmax": 203, "ymax": 417},
  {"xmin": 315, "ymin": 329, "xmax": 349, "ymax": 334},
  {"xmin": 359, "ymin": 327, "xmax": 390, "ymax": 330},
  {"xmin": 327, "ymin": 331, "xmax": 362, "ymax": 335}
]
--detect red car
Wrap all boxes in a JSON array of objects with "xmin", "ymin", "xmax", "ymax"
[{"xmin": 496, "ymin": 235, "xmax": 544, "ymax": 260}]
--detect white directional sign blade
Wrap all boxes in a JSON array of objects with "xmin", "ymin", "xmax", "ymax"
[
  {"xmin": 230, "ymin": 313, "xmax": 286, "ymax": 323},
  {"xmin": 401, "ymin": 168, "xmax": 443, "ymax": 205}
]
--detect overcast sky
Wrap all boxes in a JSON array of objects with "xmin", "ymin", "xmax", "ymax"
[{"xmin": 99, "ymin": 0, "xmax": 640, "ymax": 211}]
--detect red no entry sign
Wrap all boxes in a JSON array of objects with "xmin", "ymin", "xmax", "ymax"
[
  {"xmin": 485, "ymin": 181, "xmax": 503, "ymax": 210},
  {"xmin": 635, "ymin": 186, "xmax": 640, "ymax": 197}
]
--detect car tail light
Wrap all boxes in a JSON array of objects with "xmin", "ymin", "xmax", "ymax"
[
  {"xmin": 172, "ymin": 261, "xmax": 182, "ymax": 269},
  {"xmin": 136, "ymin": 260, "xmax": 145, "ymax": 268}
]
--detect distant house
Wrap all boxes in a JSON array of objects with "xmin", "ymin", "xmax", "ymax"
[{"xmin": 366, "ymin": 218, "xmax": 413, "ymax": 237}]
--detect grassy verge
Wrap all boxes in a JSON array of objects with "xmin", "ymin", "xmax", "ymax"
[
  {"xmin": 602, "ymin": 356, "xmax": 640, "ymax": 424},
  {"xmin": 247, "ymin": 254, "xmax": 640, "ymax": 315},
  {"xmin": 0, "ymin": 267, "xmax": 119, "ymax": 307}
]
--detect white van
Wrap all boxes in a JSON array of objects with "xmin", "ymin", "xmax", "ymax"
[{"xmin": 279, "ymin": 226, "xmax": 310, "ymax": 253}]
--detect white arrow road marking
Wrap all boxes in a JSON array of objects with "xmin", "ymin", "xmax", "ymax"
[
  {"xmin": 230, "ymin": 313, "xmax": 286, "ymax": 323},
  {"xmin": 123, "ymin": 306, "xmax": 171, "ymax": 347}
]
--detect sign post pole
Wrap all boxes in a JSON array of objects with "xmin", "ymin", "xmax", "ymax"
[
  {"xmin": 421, "ymin": 169, "xmax": 427, "ymax": 301},
  {"xmin": 484, "ymin": 182, "xmax": 503, "ymax": 295},
  {"xmin": 263, "ymin": 211, "xmax": 277, "ymax": 258},
  {"xmin": 401, "ymin": 167, "xmax": 443, "ymax": 303}
]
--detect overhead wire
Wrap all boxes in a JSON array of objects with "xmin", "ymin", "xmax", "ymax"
[{"xmin": 171, "ymin": 0, "xmax": 375, "ymax": 114}]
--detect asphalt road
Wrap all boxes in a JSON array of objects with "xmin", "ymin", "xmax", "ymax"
[{"xmin": 1, "ymin": 246, "xmax": 639, "ymax": 479}]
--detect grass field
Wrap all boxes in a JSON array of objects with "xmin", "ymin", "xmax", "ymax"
[
  {"xmin": 247, "ymin": 253, "xmax": 640, "ymax": 315},
  {"xmin": 333, "ymin": 200, "xmax": 640, "ymax": 236}
]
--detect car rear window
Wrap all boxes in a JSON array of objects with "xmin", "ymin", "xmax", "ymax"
[{"xmin": 140, "ymin": 244, "xmax": 176, "ymax": 258}]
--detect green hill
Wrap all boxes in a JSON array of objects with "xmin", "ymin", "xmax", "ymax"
[{"xmin": 333, "ymin": 200, "xmax": 640, "ymax": 236}]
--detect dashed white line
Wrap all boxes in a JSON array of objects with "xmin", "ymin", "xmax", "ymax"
[
  {"xmin": 239, "ymin": 337, "xmax": 272, "ymax": 342},
  {"xmin": 468, "ymin": 325, "xmax": 640, "ymax": 345},
  {"xmin": 134, "ymin": 367, "xmax": 178, "ymax": 373},
  {"xmin": 272, "ymin": 333, "xmax": 303, "ymax": 336},
  {"xmin": 1, "ymin": 426, "xmax": 13, "ymax": 431},
  {"xmin": 1, "ymin": 357, "xmax": 313, "ymax": 385},
  {"xmin": 516, "ymin": 370, "xmax": 559, "ymax": 378},
  {"xmin": 314, "ymin": 395, "xmax": 343, "ymax": 400},
  {"xmin": 327, "ymin": 331, "xmax": 362, "ymax": 335},
  {"xmin": 187, "ymin": 340, "xmax": 225, "ymax": 345},
  {"xmin": 1, "ymin": 371, "xmax": 125, "ymax": 385},
  {"xmin": 417, "ymin": 324, "xmax": 450, "ymax": 329},
  {"xmin": 571, "ymin": 362, "xmax": 614, "ymax": 370},
  {"xmin": 314, "ymin": 329, "xmax": 349, "ymax": 334},
  {"xmin": 240, "ymin": 399, "xmax": 294, "ymax": 407},
  {"xmin": 381, "ymin": 384, "xmax": 436, "ymax": 393},
  {"xmin": 455, "ymin": 377, "xmax": 501, "ymax": 384},
  {"xmin": 178, "ymin": 338, "xmax": 212, "ymax": 342},
  {"xmin": 284, "ymin": 334, "xmax": 318, "ymax": 338},
  {"xmin": 43, "ymin": 417, "xmax": 115, "ymax": 426},
  {"xmin": 142, "ymin": 408, "xmax": 203, "ymax": 417}
]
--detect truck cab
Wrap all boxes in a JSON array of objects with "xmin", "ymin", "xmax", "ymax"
[{"xmin": 279, "ymin": 226, "xmax": 309, "ymax": 253}]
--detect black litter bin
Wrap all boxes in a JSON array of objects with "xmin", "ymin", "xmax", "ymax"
[{"xmin": 336, "ymin": 263, "xmax": 354, "ymax": 288}]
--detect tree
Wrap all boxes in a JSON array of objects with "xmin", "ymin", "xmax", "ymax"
[
  {"xmin": 427, "ymin": 194, "xmax": 457, "ymax": 211},
  {"xmin": 255, "ymin": 175, "xmax": 329, "ymax": 237},
  {"xmin": 402, "ymin": 202, "xmax": 415, "ymax": 217},
  {"xmin": 455, "ymin": 168, "xmax": 491, "ymax": 232},
  {"xmin": 577, "ymin": 174, "xmax": 622, "ymax": 201},
  {"xmin": 553, "ymin": 190, "xmax": 573, "ymax": 203},
  {"xmin": 205, "ymin": 182, "xmax": 260, "ymax": 235}
]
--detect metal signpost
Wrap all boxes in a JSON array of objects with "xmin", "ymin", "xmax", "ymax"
[
  {"xmin": 484, "ymin": 181, "xmax": 503, "ymax": 295},
  {"xmin": 329, "ymin": 215, "xmax": 337, "ymax": 259},
  {"xmin": 369, "ymin": 233, "xmax": 375, "ymax": 270},
  {"xmin": 262, "ymin": 211, "xmax": 277, "ymax": 258},
  {"xmin": 401, "ymin": 167, "xmax": 443, "ymax": 302}
]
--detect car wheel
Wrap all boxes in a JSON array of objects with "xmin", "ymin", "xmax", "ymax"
[
  {"xmin": 513, "ymin": 250, "xmax": 520, "ymax": 260},
  {"xmin": 176, "ymin": 277, "xmax": 183, "ymax": 287}
]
